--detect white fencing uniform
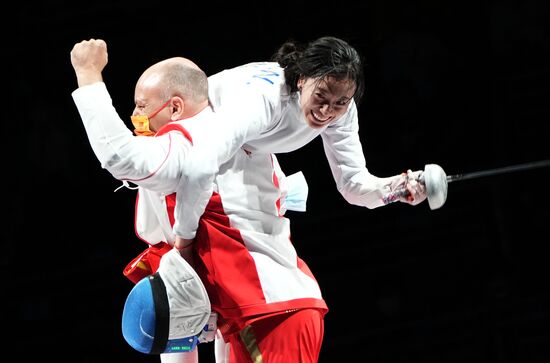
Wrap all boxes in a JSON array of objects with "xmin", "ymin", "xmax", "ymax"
[{"xmin": 179, "ymin": 61, "xmax": 405, "ymax": 240}]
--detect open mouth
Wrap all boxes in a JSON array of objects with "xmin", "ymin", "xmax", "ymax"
[{"xmin": 311, "ymin": 111, "xmax": 331, "ymax": 124}]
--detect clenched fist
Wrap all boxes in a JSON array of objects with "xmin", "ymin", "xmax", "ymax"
[{"xmin": 70, "ymin": 38, "xmax": 108, "ymax": 87}]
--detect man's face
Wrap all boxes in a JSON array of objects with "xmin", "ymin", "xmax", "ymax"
[{"xmin": 133, "ymin": 74, "xmax": 172, "ymax": 133}]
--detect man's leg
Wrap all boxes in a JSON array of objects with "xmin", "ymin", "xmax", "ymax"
[
  {"xmin": 160, "ymin": 349, "xmax": 198, "ymax": 363},
  {"xmin": 228, "ymin": 309, "xmax": 325, "ymax": 363}
]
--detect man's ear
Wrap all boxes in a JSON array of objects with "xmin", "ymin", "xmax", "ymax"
[{"xmin": 170, "ymin": 96, "xmax": 185, "ymax": 119}]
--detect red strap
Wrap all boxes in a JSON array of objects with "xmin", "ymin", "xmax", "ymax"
[{"xmin": 156, "ymin": 123, "xmax": 193, "ymax": 144}]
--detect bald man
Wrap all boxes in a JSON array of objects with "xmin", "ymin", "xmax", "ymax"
[
  {"xmin": 71, "ymin": 39, "xmax": 320, "ymax": 363},
  {"xmin": 72, "ymin": 38, "xmax": 211, "ymax": 255},
  {"xmin": 72, "ymin": 39, "xmax": 216, "ymax": 363}
]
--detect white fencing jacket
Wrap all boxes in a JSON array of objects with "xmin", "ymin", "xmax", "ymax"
[{"xmin": 194, "ymin": 62, "xmax": 402, "ymax": 239}]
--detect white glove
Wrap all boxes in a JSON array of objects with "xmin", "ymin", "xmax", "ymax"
[
  {"xmin": 402, "ymin": 169, "xmax": 427, "ymax": 205},
  {"xmin": 388, "ymin": 169, "xmax": 427, "ymax": 206}
]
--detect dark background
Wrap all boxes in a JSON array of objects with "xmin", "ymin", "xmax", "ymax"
[{"xmin": 12, "ymin": 1, "xmax": 550, "ymax": 362}]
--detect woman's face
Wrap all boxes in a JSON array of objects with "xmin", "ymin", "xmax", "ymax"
[{"xmin": 298, "ymin": 75, "xmax": 356, "ymax": 128}]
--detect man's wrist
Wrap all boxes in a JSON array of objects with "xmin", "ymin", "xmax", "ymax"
[
  {"xmin": 174, "ymin": 238, "xmax": 195, "ymax": 250},
  {"xmin": 76, "ymin": 71, "xmax": 103, "ymax": 87}
]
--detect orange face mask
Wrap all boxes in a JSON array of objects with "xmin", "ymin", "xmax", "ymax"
[
  {"xmin": 130, "ymin": 115, "xmax": 155, "ymax": 136},
  {"xmin": 130, "ymin": 100, "xmax": 171, "ymax": 136}
]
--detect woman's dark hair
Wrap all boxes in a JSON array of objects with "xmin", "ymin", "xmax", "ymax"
[{"xmin": 271, "ymin": 36, "xmax": 365, "ymax": 104}]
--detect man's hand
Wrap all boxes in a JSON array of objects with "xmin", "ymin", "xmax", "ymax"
[
  {"xmin": 175, "ymin": 236, "xmax": 196, "ymax": 265},
  {"xmin": 70, "ymin": 38, "xmax": 108, "ymax": 87}
]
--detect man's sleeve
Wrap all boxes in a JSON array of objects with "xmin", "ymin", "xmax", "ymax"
[{"xmin": 71, "ymin": 82, "xmax": 188, "ymax": 194}]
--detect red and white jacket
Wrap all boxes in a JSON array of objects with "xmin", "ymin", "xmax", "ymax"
[
  {"xmin": 72, "ymin": 82, "xmax": 327, "ymax": 338},
  {"xmin": 133, "ymin": 149, "xmax": 327, "ymax": 337}
]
